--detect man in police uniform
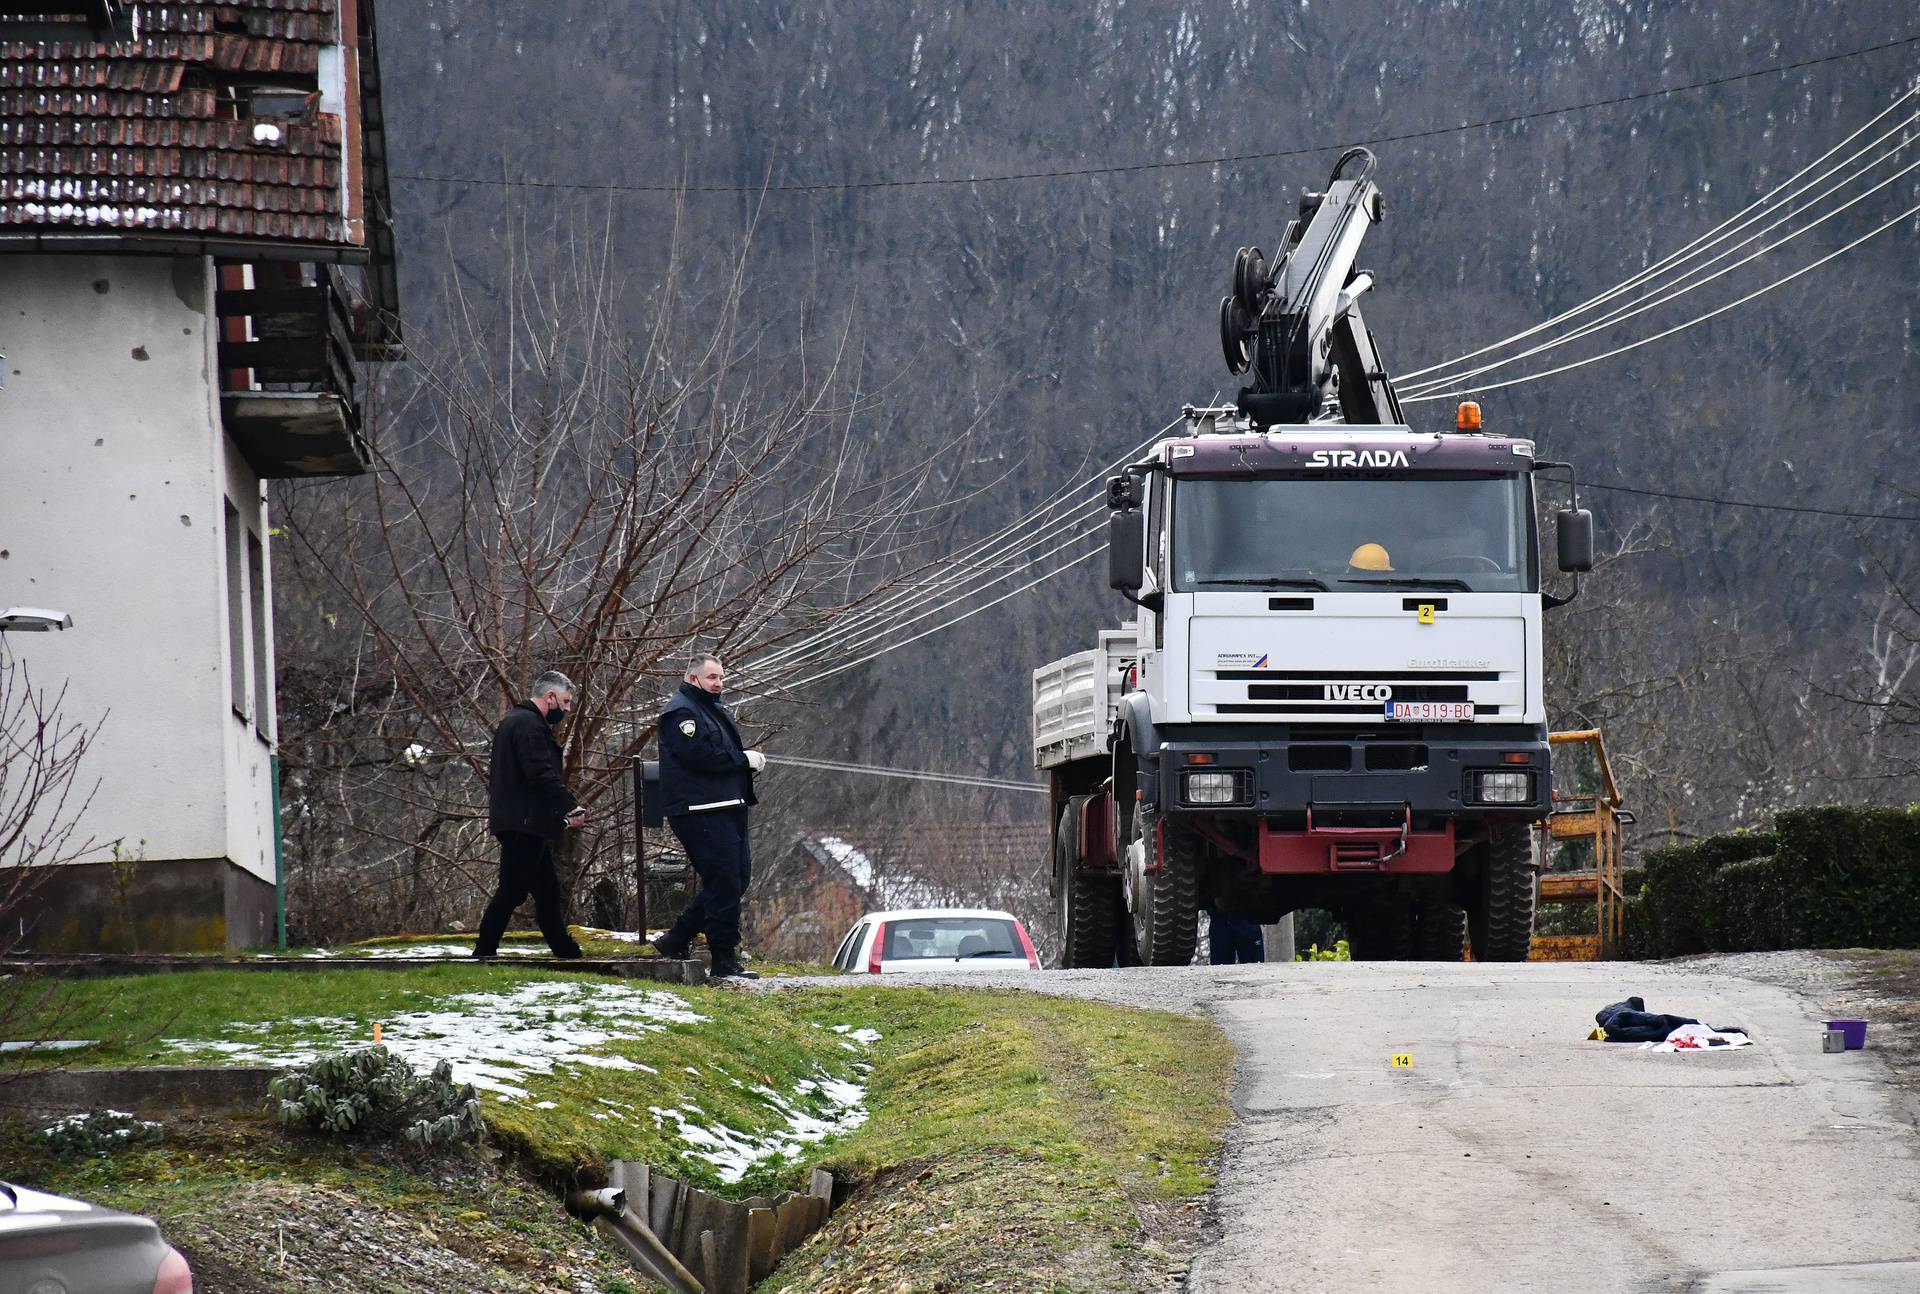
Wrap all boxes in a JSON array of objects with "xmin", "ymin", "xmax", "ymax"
[{"xmin": 649, "ymin": 652, "xmax": 766, "ymax": 979}]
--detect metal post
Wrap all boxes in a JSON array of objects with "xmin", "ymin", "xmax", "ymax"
[
  {"xmin": 1263, "ymin": 913, "xmax": 1295, "ymax": 962},
  {"xmin": 632, "ymin": 762, "xmax": 648, "ymax": 937},
  {"xmin": 271, "ymin": 752, "xmax": 287, "ymax": 949}
]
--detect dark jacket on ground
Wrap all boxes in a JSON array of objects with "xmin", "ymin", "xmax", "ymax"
[
  {"xmin": 488, "ymin": 701, "xmax": 578, "ymax": 839},
  {"xmin": 658, "ymin": 682, "xmax": 757, "ymax": 816},
  {"xmin": 1594, "ymin": 996, "xmax": 1698, "ymax": 1042}
]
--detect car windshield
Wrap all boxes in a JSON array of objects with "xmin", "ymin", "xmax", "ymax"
[
  {"xmin": 1172, "ymin": 474, "xmax": 1535, "ymax": 593},
  {"xmin": 881, "ymin": 917, "xmax": 1023, "ymax": 960}
]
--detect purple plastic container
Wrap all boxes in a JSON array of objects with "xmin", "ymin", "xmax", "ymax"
[{"xmin": 1825, "ymin": 1018, "xmax": 1868, "ymax": 1049}]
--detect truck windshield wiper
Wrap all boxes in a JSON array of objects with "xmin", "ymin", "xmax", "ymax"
[
  {"xmin": 1339, "ymin": 577, "xmax": 1474, "ymax": 591},
  {"xmin": 1202, "ymin": 577, "xmax": 1329, "ymax": 590},
  {"xmin": 962, "ymin": 950, "xmax": 1018, "ymax": 959}
]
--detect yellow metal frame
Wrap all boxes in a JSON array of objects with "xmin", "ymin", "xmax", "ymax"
[{"xmin": 1536, "ymin": 729, "xmax": 1627, "ymax": 958}]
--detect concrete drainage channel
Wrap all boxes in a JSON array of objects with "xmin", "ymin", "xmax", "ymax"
[
  {"xmin": 4, "ymin": 1068, "xmax": 839, "ymax": 1293},
  {"xmin": 577, "ymin": 1161, "xmax": 837, "ymax": 1294}
]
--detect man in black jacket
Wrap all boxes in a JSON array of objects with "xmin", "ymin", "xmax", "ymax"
[
  {"xmin": 649, "ymin": 653, "xmax": 765, "ymax": 979},
  {"xmin": 474, "ymin": 670, "xmax": 587, "ymax": 959}
]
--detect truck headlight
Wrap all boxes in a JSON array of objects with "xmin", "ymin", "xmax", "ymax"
[
  {"xmin": 1476, "ymin": 770, "xmax": 1533, "ymax": 804},
  {"xmin": 1183, "ymin": 771, "xmax": 1239, "ymax": 805}
]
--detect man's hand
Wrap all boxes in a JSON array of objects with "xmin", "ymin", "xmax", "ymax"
[
  {"xmin": 745, "ymin": 749, "xmax": 767, "ymax": 772},
  {"xmin": 566, "ymin": 808, "xmax": 588, "ymax": 828}
]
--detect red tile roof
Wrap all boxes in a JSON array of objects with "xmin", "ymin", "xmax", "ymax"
[{"xmin": 0, "ymin": 1, "xmax": 364, "ymax": 246}]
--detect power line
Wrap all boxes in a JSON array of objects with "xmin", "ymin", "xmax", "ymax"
[
  {"xmin": 754, "ymin": 532, "xmax": 1105, "ymax": 699},
  {"xmin": 1404, "ymin": 196, "xmax": 1920, "ymax": 403},
  {"xmin": 1403, "ymin": 84, "xmax": 1920, "ymax": 386},
  {"xmin": 742, "ymin": 422, "xmax": 1174, "ymax": 679},
  {"xmin": 1404, "ymin": 103, "xmax": 1920, "ymax": 396},
  {"xmin": 1586, "ymin": 481, "xmax": 1920, "ymax": 522},
  {"xmin": 771, "ymin": 753, "xmax": 1045, "ymax": 794},
  {"xmin": 391, "ymin": 33, "xmax": 1920, "ymax": 197}
]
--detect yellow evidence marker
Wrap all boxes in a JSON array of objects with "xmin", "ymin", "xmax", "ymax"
[
  {"xmin": 1389, "ymin": 1053, "xmax": 1413, "ymax": 1069},
  {"xmin": 1416, "ymin": 603, "xmax": 1436, "ymax": 624}
]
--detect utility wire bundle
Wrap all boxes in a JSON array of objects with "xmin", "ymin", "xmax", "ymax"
[{"xmin": 1402, "ymin": 83, "xmax": 1920, "ymax": 404}]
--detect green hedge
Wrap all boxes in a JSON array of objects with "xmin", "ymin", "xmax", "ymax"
[
  {"xmin": 1625, "ymin": 806, "xmax": 1920, "ymax": 957},
  {"xmin": 1632, "ymin": 831, "xmax": 1776, "ymax": 956}
]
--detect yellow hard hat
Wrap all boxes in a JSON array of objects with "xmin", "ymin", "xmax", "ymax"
[{"xmin": 1348, "ymin": 542, "xmax": 1394, "ymax": 572}]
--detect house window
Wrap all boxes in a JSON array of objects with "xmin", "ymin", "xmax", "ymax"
[
  {"xmin": 247, "ymin": 531, "xmax": 271, "ymax": 743},
  {"xmin": 225, "ymin": 501, "xmax": 249, "ymax": 722}
]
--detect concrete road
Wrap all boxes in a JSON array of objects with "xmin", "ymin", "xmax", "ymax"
[
  {"xmin": 1180, "ymin": 957, "xmax": 1920, "ymax": 1293},
  {"xmin": 797, "ymin": 953, "xmax": 1920, "ymax": 1292}
]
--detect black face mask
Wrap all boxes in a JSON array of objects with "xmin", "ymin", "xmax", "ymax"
[{"xmin": 546, "ymin": 704, "xmax": 569, "ymax": 727}]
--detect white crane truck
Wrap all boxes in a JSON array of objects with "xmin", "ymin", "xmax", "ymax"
[{"xmin": 1033, "ymin": 150, "xmax": 1595, "ymax": 966}]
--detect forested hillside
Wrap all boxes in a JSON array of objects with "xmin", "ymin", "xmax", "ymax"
[{"xmin": 277, "ymin": 1, "xmax": 1918, "ymax": 937}]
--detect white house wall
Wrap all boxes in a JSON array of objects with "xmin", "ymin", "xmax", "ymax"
[{"xmin": 1, "ymin": 253, "xmax": 275, "ymax": 885}]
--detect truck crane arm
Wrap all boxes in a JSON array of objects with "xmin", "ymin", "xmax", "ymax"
[{"xmin": 1219, "ymin": 147, "xmax": 1405, "ymax": 428}]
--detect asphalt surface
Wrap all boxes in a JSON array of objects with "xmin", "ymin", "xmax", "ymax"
[{"xmin": 767, "ymin": 954, "xmax": 1920, "ymax": 1293}]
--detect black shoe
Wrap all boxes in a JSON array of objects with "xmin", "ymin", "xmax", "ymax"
[
  {"xmin": 470, "ymin": 949, "xmax": 497, "ymax": 961},
  {"xmin": 710, "ymin": 958, "xmax": 760, "ymax": 981},
  {"xmin": 649, "ymin": 935, "xmax": 691, "ymax": 960}
]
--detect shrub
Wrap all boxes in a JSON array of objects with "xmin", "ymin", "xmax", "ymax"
[
  {"xmin": 1634, "ymin": 831, "xmax": 1776, "ymax": 956},
  {"xmin": 1772, "ymin": 805, "xmax": 1920, "ymax": 949},
  {"xmin": 1295, "ymin": 939, "xmax": 1350, "ymax": 962},
  {"xmin": 1710, "ymin": 854, "xmax": 1803, "ymax": 951},
  {"xmin": 268, "ymin": 1046, "xmax": 485, "ymax": 1151},
  {"xmin": 43, "ymin": 1108, "xmax": 164, "ymax": 1159},
  {"xmin": 1627, "ymin": 806, "xmax": 1920, "ymax": 956}
]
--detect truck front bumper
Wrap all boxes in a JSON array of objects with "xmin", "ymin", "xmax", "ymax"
[{"xmin": 1150, "ymin": 725, "xmax": 1548, "ymax": 874}]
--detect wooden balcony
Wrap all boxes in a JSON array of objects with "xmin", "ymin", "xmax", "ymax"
[{"xmin": 216, "ymin": 269, "xmax": 371, "ymax": 479}]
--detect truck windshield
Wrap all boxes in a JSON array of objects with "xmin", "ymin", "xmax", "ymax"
[{"xmin": 1171, "ymin": 474, "xmax": 1535, "ymax": 593}]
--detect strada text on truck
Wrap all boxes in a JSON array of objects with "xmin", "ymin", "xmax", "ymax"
[{"xmin": 1034, "ymin": 149, "xmax": 1595, "ymax": 966}]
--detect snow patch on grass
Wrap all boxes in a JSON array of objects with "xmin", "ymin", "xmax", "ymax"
[
  {"xmin": 359, "ymin": 943, "xmax": 548, "ymax": 960},
  {"xmin": 648, "ymin": 1066, "xmax": 870, "ymax": 1184},
  {"xmin": 164, "ymin": 981, "xmax": 708, "ymax": 1099}
]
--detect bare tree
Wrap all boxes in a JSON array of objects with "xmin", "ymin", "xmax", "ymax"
[
  {"xmin": 0, "ymin": 651, "xmax": 105, "ymax": 1084},
  {"xmin": 279, "ymin": 215, "xmax": 972, "ymax": 938},
  {"xmin": 0, "ymin": 652, "xmax": 103, "ymax": 951}
]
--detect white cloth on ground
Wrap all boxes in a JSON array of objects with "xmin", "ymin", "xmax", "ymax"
[{"xmin": 1641, "ymin": 1022, "xmax": 1751, "ymax": 1052}]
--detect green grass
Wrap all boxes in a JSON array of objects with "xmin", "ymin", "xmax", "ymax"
[
  {"xmin": 764, "ymin": 987, "xmax": 1230, "ymax": 1293},
  {"xmin": 5, "ymin": 968, "xmax": 1233, "ymax": 1292}
]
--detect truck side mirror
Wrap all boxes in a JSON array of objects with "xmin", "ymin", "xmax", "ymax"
[
  {"xmin": 1556, "ymin": 508, "xmax": 1594, "ymax": 573},
  {"xmin": 1108, "ymin": 508, "xmax": 1145, "ymax": 593}
]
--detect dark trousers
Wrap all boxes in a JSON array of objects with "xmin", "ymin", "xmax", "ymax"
[
  {"xmin": 665, "ymin": 807, "xmax": 752, "ymax": 959},
  {"xmin": 1208, "ymin": 911, "xmax": 1265, "ymax": 965},
  {"xmin": 476, "ymin": 832, "xmax": 583, "ymax": 958}
]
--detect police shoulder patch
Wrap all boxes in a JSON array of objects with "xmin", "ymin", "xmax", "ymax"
[{"xmin": 678, "ymin": 719, "xmax": 697, "ymax": 737}]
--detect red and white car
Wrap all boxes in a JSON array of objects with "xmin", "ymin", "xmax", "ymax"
[{"xmin": 830, "ymin": 908, "xmax": 1041, "ymax": 974}]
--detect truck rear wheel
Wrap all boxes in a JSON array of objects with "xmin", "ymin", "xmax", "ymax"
[
  {"xmin": 1125, "ymin": 808, "xmax": 1199, "ymax": 966},
  {"xmin": 1469, "ymin": 821, "xmax": 1538, "ymax": 962},
  {"xmin": 1055, "ymin": 798, "xmax": 1120, "ymax": 968},
  {"xmin": 1412, "ymin": 895, "xmax": 1469, "ymax": 961}
]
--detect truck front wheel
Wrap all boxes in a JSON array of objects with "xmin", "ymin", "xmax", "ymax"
[
  {"xmin": 1469, "ymin": 821, "xmax": 1538, "ymax": 962},
  {"xmin": 1125, "ymin": 807, "xmax": 1199, "ymax": 966},
  {"xmin": 1055, "ymin": 798, "xmax": 1121, "ymax": 968},
  {"xmin": 1346, "ymin": 897, "xmax": 1413, "ymax": 961},
  {"xmin": 1412, "ymin": 894, "xmax": 1469, "ymax": 962}
]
